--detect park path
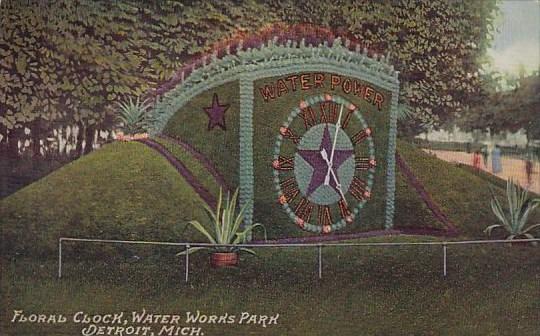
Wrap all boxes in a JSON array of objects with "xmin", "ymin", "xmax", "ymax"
[{"xmin": 425, "ymin": 150, "xmax": 540, "ymax": 194}]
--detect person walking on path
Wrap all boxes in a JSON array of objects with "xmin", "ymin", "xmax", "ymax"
[
  {"xmin": 492, "ymin": 145, "xmax": 502, "ymax": 174},
  {"xmin": 473, "ymin": 150, "xmax": 481, "ymax": 171},
  {"xmin": 525, "ymin": 151, "xmax": 533, "ymax": 186},
  {"xmin": 480, "ymin": 146, "xmax": 489, "ymax": 168}
]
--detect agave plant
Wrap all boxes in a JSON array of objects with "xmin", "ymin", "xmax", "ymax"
[
  {"xmin": 116, "ymin": 97, "xmax": 150, "ymax": 135},
  {"xmin": 484, "ymin": 179, "xmax": 540, "ymax": 241},
  {"xmin": 178, "ymin": 188, "xmax": 266, "ymax": 256}
]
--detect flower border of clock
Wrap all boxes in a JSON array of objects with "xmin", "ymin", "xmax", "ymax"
[{"xmin": 273, "ymin": 94, "xmax": 376, "ymax": 234}]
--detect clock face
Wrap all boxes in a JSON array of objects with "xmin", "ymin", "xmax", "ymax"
[{"xmin": 273, "ymin": 94, "xmax": 376, "ymax": 234}]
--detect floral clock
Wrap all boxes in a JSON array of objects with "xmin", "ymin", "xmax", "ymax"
[{"xmin": 273, "ymin": 94, "xmax": 376, "ymax": 234}]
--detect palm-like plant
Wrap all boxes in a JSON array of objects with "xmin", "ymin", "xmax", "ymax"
[
  {"xmin": 116, "ymin": 97, "xmax": 150, "ymax": 135},
  {"xmin": 179, "ymin": 188, "xmax": 266, "ymax": 256},
  {"xmin": 485, "ymin": 179, "xmax": 540, "ymax": 241}
]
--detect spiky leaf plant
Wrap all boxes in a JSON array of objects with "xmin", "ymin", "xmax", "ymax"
[
  {"xmin": 485, "ymin": 179, "xmax": 540, "ymax": 242},
  {"xmin": 117, "ymin": 97, "xmax": 151, "ymax": 135},
  {"xmin": 178, "ymin": 188, "xmax": 266, "ymax": 255}
]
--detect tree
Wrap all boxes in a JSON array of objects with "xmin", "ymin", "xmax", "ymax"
[
  {"xmin": 0, "ymin": 0, "xmax": 498, "ymax": 158},
  {"xmin": 456, "ymin": 73, "xmax": 540, "ymax": 141}
]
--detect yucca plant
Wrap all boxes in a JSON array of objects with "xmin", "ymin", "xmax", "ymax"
[
  {"xmin": 178, "ymin": 188, "xmax": 266, "ymax": 256},
  {"xmin": 484, "ymin": 179, "xmax": 540, "ymax": 242},
  {"xmin": 116, "ymin": 97, "xmax": 150, "ymax": 135}
]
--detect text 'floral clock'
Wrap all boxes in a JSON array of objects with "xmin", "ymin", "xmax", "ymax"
[{"xmin": 273, "ymin": 94, "xmax": 376, "ymax": 234}]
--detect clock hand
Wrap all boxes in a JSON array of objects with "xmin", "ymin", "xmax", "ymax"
[
  {"xmin": 320, "ymin": 148, "xmax": 331, "ymax": 185},
  {"xmin": 328, "ymin": 165, "xmax": 348, "ymax": 207},
  {"xmin": 325, "ymin": 104, "xmax": 344, "ymax": 185},
  {"xmin": 321, "ymin": 149, "xmax": 348, "ymax": 205}
]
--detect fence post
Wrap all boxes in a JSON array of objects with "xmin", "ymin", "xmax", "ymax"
[
  {"xmin": 58, "ymin": 239, "xmax": 62, "ymax": 279},
  {"xmin": 443, "ymin": 243, "xmax": 447, "ymax": 277},
  {"xmin": 185, "ymin": 244, "xmax": 190, "ymax": 283},
  {"xmin": 318, "ymin": 244, "xmax": 322, "ymax": 279}
]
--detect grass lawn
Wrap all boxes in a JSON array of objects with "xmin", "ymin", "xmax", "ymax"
[
  {"xmin": 2, "ymin": 140, "xmax": 540, "ymax": 335},
  {"xmin": 1, "ymin": 236, "xmax": 539, "ymax": 336}
]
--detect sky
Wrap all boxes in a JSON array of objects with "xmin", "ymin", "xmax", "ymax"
[{"xmin": 488, "ymin": 0, "xmax": 540, "ymax": 75}]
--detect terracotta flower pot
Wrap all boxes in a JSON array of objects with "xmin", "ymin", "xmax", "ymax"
[{"xmin": 210, "ymin": 252, "xmax": 239, "ymax": 268}]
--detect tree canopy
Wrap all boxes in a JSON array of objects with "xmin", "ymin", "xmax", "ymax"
[
  {"xmin": 456, "ymin": 73, "xmax": 540, "ymax": 141},
  {"xmin": 0, "ymin": 0, "xmax": 498, "ymax": 157}
]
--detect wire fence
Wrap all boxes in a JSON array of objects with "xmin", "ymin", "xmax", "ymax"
[{"xmin": 57, "ymin": 237, "xmax": 540, "ymax": 282}]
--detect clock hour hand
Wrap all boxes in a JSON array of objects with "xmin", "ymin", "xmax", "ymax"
[
  {"xmin": 321, "ymin": 149, "xmax": 348, "ymax": 205},
  {"xmin": 320, "ymin": 148, "xmax": 332, "ymax": 185}
]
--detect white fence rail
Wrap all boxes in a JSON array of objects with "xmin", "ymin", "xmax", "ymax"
[{"xmin": 57, "ymin": 237, "xmax": 540, "ymax": 282}]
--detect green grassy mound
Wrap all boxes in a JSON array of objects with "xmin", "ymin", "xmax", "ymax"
[
  {"xmin": 0, "ymin": 142, "xmax": 211, "ymax": 257},
  {"xmin": 396, "ymin": 141, "xmax": 540, "ymax": 237},
  {"xmin": 2, "ymin": 140, "xmax": 539, "ymax": 258},
  {"xmin": 152, "ymin": 137, "xmax": 223, "ymax": 197}
]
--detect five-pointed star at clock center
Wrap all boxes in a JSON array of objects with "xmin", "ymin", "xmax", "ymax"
[
  {"xmin": 203, "ymin": 93, "xmax": 230, "ymax": 130},
  {"xmin": 297, "ymin": 125, "xmax": 354, "ymax": 197}
]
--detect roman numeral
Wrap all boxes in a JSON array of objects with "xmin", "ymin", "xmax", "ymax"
[
  {"xmin": 355, "ymin": 157, "xmax": 376, "ymax": 171},
  {"xmin": 273, "ymin": 156, "xmax": 294, "ymax": 171},
  {"xmin": 319, "ymin": 101, "xmax": 338, "ymax": 124},
  {"xmin": 279, "ymin": 177, "xmax": 300, "ymax": 204},
  {"xmin": 295, "ymin": 197, "xmax": 313, "ymax": 223},
  {"xmin": 279, "ymin": 126, "xmax": 300, "ymax": 144},
  {"xmin": 349, "ymin": 177, "xmax": 370, "ymax": 201},
  {"xmin": 299, "ymin": 104, "xmax": 317, "ymax": 129},
  {"xmin": 317, "ymin": 205, "xmax": 333, "ymax": 227},
  {"xmin": 338, "ymin": 199, "xmax": 352, "ymax": 221},
  {"xmin": 351, "ymin": 128, "xmax": 372, "ymax": 145},
  {"xmin": 341, "ymin": 109, "xmax": 354, "ymax": 130}
]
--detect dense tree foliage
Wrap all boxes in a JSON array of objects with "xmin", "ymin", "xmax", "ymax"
[
  {"xmin": 456, "ymin": 73, "xmax": 540, "ymax": 141},
  {"xmin": 268, "ymin": 0, "xmax": 498, "ymax": 134},
  {"xmin": 0, "ymin": 0, "xmax": 497, "ymax": 157}
]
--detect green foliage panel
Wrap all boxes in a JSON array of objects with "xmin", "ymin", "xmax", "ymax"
[
  {"xmin": 251, "ymin": 73, "xmax": 392, "ymax": 238},
  {"xmin": 162, "ymin": 82, "xmax": 240, "ymax": 188},
  {"xmin": 152, "ymin": 137, "xmax": 222, "ymax": 197}
]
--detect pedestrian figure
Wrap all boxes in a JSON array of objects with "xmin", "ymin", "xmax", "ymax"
[
  {"xmin": 491, "ymin": 145, "xmax": 502, "ymax": 174},
  {"xmin": 480, "ymin": 146, "xmax": 489, "ymax": 168},
  {"xmin": 525, "ymin": 151, "xmax": 533, "ymax": 186},
  {"xmin": 473, "ymin": 151, "xmax": 481, "ymax": 171}
]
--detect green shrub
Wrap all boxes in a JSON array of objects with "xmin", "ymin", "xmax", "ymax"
[
  {"xmin": 117, "ymin": 97, "xmax": 150, "ymax": 135},
  {"xmin": 485, "ymin": 179, "xmax": 540, "ymax": 241},
  {"xmin": 179, "ymin": 188, "xmax": 266, "ymax": 256}
]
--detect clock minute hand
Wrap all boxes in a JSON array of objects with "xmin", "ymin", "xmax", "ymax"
[
  {"xmin": 325, "ymin": 104, "xmax": 344, "ymax": 185},
  {"xmin": 321, "ymin": 150, "xmax": 348, "ymax": 206},
  {"xmin": 330, "ymin": 168, "xmax": 348, "ymax": 206}
]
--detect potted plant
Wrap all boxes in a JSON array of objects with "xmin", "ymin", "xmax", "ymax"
[
  {"xmin": 178, "ymin": 188, "xmax": 266, "ymax": 267},
  {"xmin": 484, "ymin": 179, "xmax": 540, "ymax": 245},
  {"xmin": 116, "ymin": 97, "xmax": 150, "ymax": 141}
]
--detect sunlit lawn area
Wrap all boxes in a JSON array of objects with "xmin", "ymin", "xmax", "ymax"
[{"xmin": 1, "ymin": 236, "xmax": 539, "ymax": 336}]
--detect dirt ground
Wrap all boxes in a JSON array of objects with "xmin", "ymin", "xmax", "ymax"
[{"xmin": 424, "ymin": 149, "xmax": 540, "ymax": 194}]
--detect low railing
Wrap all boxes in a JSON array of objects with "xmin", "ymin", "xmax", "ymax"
[{"xmin": 57, "ymin": 237, "xmax": 540, "ymax": 282}]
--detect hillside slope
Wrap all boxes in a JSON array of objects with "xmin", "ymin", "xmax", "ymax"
[
  {"xmin": 1, "ymin": 140, "xmax": 537, "ymax": 257},
  {"xmin": 0, "ymin": 142, "xmax": 210, "ymax": 256},
  {"xmin": 395, "ymin": 140, "xmax": 539, "ymax": 237}
]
